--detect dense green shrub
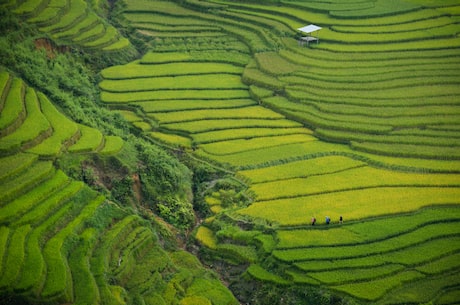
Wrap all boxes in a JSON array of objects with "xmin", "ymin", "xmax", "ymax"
[
  {"xmin": 136, "ymin": 140, "xmax": 194, "ymax": 229},
  {"xmin": 157, "ymin": 196, "xmax": 194, "ymax": 230}
]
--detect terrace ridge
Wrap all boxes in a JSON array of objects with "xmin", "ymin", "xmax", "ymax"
[
  {"xmin": 32, "ymin": 0, "xmax": 70, "ymax": 28},
  {"xmin": 47, "ymin": 3, "xmax": 89, "ymax": 35},
  {"xmin": 14, "ymin": 0, "xmax": 50, "ymax": 18},
  {"xmin": 0, "ymin": 72, "xmax": 12, "ymax": 113},
  {"xmin": 54, "ymin": 14, "xmax": 100, "ymax": 41},
  {"xmin": 0, "ymin": 78, "xmax": 27, "ymax": 139}
]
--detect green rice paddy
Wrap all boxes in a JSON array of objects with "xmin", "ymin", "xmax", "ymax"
[
  {"xmin": 95, "ymin": 0, "xmax": 460, "ymax": 303},
  {"xmin": 11, "ymin": 0, "xmax": 131, "ymax": 51},
  {"xmin": 3, "ymin": 0, "xmax": 460, "ymax": 303}
]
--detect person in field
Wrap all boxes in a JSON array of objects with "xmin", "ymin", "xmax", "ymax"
[
  {"xmin": 339, "ymin": 215, "xmax": 343, "ymax": 224},
  {"xmin": 325, "ymin": 216, "xmax": 331, "ymax": 224},
  {"xmin": 311, "ymin": 217, "xmax": 316, "ymax": 226}
]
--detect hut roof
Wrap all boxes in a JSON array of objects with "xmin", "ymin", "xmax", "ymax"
[{"xmin": 297, "ymin": 24, "xmax": 322, "ymax": 34}]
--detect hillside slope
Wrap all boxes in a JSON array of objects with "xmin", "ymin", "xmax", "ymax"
[
  {"xmin": 0, "ymin": 70, "xmax": 238, "ymax": 305},
  {"xmin": 1, "ymin": 0, "xmax": 460, "ymax": 304},
  {"xmin": 0, "ymin": 5, "xmax": 238, "ymax": 305}
]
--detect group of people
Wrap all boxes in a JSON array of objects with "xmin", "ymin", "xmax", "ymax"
[{"xmin": 311, "ymin": 215, "xmax": 343, "ymax": 225}]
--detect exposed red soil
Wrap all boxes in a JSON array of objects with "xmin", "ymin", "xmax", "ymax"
[{"xmin": 34, "ymin": 38, "xmax": 69, "ymax": 59}]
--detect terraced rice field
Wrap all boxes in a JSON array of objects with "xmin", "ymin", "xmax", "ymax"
[
  {"xmin": 10, "ymin": 0, "xmax": 130, "ymax": 51},
  {"xmin": 0, "ymin": 71, "xmax": 123, "ymax": 158},
  {"xmin": 97, "ymin": 0, "xmax": 460, "ymax": 303},
  {"xmin": 0, "ymin": 72, "xmax": 237, "ymax": 304}
]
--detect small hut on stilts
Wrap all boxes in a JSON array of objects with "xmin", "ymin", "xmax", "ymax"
[{"xmin": 297, "ymin": 24, "xmax": 322, "ymax": 47}]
